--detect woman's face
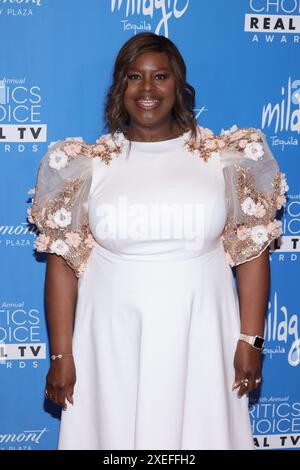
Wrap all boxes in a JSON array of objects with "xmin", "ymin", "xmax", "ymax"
[{"xmin": 123, "ymin": 52, "xmax": 176, "ymax": 129}]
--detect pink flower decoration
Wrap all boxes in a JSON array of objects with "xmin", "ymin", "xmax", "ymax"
[
  {"xmin": 200, "ymin": 127, "xmax": 214, "ymax": 139},
  {"xmin": 78, "ymin": 262, "xmax": 88, "ymax": 275},
  {"xmin": 46, "ymin": 213, "xmax": 59, "ymax": 229},
  {"xmin": 229, "ymin": 130, "xmax": 245, "ymax": 141},
  {"xmin": 204, "ymin": 139, "xmax": 217, "ymax": 150},
  {"xmin": 277, "ymin": 195, "xmax": 286, "ymax": 209},
  {"xmin": 250, "ymin": 132, "xmax": 260, "ymax": 141},
  {"xmin": 65, "ymin": 231, "xmax": 82, "ymax": 248},
  {"xmin": 267, "ymin": 220, "xmax": 282, "ymax": 237},
  {"xmin": 237, "ymin": 226, "xmax": 251, "ymax": 241},
  {"xmin": 93, "ymin": 143, "xmax": 107, "ymax": 154},
  {"xmin": 63, "ymin": 143, "xmax": 82, "ymax": 157},
  {"xmin": 35, "ymin": 234, "xmax": 50, "ymax": 251},
  {"xmin": 217, "ymin": 139, "xmax": 226, "ymax": 149},
  {"xmin": 84, "ymin": 234, "xmax": 96, "ymax": 248},
  {"xmin": 238, "ymin": 139, "xmax": 248, "ymax": 149},
  {"xmin": 96, "ymin": 137, "xmax": 106, "ymax": 145},
  {"xmin": 108, "ymin": 145, "xmax": 117, "ymax": 152},
  {"xmin": 254, "ymin": 203, "xmax": 266, "ymax": 218}
]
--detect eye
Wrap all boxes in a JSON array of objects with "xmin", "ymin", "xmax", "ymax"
[
  {"xmin": 155, "ymin": 74, "xmax": 168, "ymax": 80},
  {"xmin": 127, "ymin": 74, "xmax": 141, "ymax": 80},
  {"xmin": 127, "ymin": 73, "xmax": 169, "ymax": 81}
]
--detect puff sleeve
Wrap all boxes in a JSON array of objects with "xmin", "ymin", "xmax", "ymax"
[
  {"xmin": 29, "ymin": 138, "xmax": 96, "ymax": 277},
  {"xmin": 220, "ymin": 127, "xmax": 288, "ymax": 266}
]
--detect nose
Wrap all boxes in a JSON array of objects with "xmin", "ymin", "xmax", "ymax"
[{"xmin": 140, "ymin": 77, "xmax": 155, "ymax": 92}]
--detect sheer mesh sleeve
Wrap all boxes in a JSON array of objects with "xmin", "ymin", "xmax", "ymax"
[
  {"xmin": 29, "ymin": 138, "xmax": 96, "ymax": 277},
  {"xmin": 220, "ymin": 127, "xmax": 288, "ymax": 266}
]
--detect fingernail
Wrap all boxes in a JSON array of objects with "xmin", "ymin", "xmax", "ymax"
[{"xmin": 232, "ymin": 383, "xmax": 239, "ymax": 391}]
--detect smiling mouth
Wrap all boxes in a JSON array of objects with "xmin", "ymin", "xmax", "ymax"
[{"xmin": 135, "ymin": 98, "xmax": 161, "ymax": 110}]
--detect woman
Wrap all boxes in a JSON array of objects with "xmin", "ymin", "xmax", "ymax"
[{"xmin": 29, "ymin": 32, "xmax": 287, "ymax": 450}]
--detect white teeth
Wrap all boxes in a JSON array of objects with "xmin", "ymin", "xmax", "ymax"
[{"xmin": 136, "ymin": 99, "xmax": 160, "ymax": 110}]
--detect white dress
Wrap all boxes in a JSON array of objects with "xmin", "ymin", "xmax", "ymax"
[{"xmin": 30, "ymin": 125, "xmax": 286, "ymax": 450}]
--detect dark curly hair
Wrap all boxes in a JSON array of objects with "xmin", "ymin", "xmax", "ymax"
[{"xmin": 104, "ymin": 32, "xmax": 198, "ymax": 143}]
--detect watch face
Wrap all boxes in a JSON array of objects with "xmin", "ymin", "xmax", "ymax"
[{"xmin": 254, "ymin": 337, "xmax": 264, "ymax": 349}]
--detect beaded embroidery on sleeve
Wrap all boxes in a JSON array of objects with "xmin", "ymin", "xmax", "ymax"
[
  {"xmin": 218, "ymin": 126, "xmax": 288, "ymax": 266},
  {"xmin": 29, "ymin": 135, "xmax": 124, "ymax": 277}
]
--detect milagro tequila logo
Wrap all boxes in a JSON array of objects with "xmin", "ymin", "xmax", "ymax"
[
  {"xmin": 264, "ymin": 291, "xmax": 300, "ymax": 366},
  {"xmin": 244, "ymin": 0, "xmax": 300, "ymax": 43},
  {"xmin": 261, "ymin": 77, "xmax": 300, "ymax": 147},
  {"xmin": 111, "ymin": 0, "xmax": 190, "ymax": 37}
]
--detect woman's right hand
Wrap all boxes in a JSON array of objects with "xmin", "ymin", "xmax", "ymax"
[{"xmin": 45, "ymin": 356, "xmax": 76, "ymax": 411}]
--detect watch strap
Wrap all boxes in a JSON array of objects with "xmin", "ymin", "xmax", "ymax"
[{"xmin": 239, "ymin": 333, "xmax": 265, "ymax": 350}]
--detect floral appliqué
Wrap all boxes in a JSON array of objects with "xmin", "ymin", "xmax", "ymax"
[
  {"xmin": 219, "ymin": 126, "xmax": 288, "ymax": 266},
  {"xmin": 184, "ymin": 126, "xmax": 227, "ymax": 162},
  {"xmin": 28, "ymin": 134, "xmax": 123, "ymax": 277}
]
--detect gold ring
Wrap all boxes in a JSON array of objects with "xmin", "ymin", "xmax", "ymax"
[{"xmin": 241, "ymin": 378, "xmax": 249, "ymax": 387}]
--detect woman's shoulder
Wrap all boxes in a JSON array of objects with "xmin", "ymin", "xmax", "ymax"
[
  {"xmin": 44, "ymin": 132, "xmax": 125, "ymax": 167},
  {"xmin": 89, "ymin": 131, "xmax": 125, "ymax": 165},
  {"xmin": 44, "ymin": 137, "xmax": 92, "ymax": 170},
  {"xmin": 186, "ymin": 124, "xmax": 257, "ymax": 162},
  {"xmin": 217, "ymin": 124, "xmax": 266, "ymax": 157},
  {"xmin": 188, "ymin": 123, "xmax": 267, "ymax": 163}
]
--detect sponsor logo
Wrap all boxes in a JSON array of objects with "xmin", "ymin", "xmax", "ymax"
[
  {"xmin": 264, "ymin": 291, "xmax": 300, "ymax": 366},
  {"xmin": 261, "ymin": 78, "xmax": 300, "ymax": 137},
  {"xmin": 0, "ymin": 221, "xmax": 37, "ymax": 248},
  {"xmin": 0, "ymin": 301, "xmax": 47, "ymax": 368},
  {"xmin": 271, "ymin": 196, "xmax": 300, "ymax": 261},
  {"xmin": 250, "ymin": 397, "xmax": 300, "ymax": 449},
  {"xmin": 0, "ymin": 0, "xmax": 42, "ymax": 3},
  {"xmin": 0, "ymin": 0, "xmax": 42, "ymax": 17},
  {"xmin": 244, "ymin": 0, "xmax": 300, "ymax": 44},
  {"xmin": 0, "ymin": 427, "xmax": 49, "ymax": 450},
  {"xmin": 0, "ymin": 78, "xmax": 47, "ymax": 147},
  {"xmin": 111, "ymin": 0, "xmax": 190, "ymax": 37}
]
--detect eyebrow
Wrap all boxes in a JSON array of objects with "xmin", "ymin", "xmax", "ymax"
[{"xmin": 127, "ymin": 67, "xmax": 172, "ymax": 72}]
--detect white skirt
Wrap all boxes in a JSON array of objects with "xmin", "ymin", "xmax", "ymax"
[{"xmin": 58, "ymin": 241, "xmax": 254, "ymax": 450}]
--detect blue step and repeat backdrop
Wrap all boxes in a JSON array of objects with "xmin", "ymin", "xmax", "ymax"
[{"xmin": 0, "ymin": 0, "xmax": 299, "ymax": 451}]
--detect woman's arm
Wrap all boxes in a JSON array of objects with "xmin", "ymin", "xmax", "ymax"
[
  {"xmin": 44, "ymin": 253, "xmax": 78, "ymax": 410},
  {"xmin": 236, "ymin": 247, "xmax": 270, "ymax": 337},
  {"xmin": 232, "ymin": 248, "xmax": 270, "ymax": 397},
  {"xmin": 45, "ymin": 253, "xmax": 78, "ymax": 353}
]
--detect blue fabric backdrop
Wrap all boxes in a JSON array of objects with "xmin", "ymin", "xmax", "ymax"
[{"xmin": 0, "ymin": 0, "xmax": 299, "ymax": 450}]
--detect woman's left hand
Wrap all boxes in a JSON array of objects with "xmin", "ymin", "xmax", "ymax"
[{"xmin": 232, "ymin": 340, "xmax": 263, "ymax": 398}]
